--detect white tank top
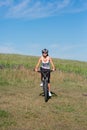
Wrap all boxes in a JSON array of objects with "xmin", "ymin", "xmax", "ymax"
[{"xmin": 41, "ymin": 56, "xmax": 50, "ymax": 69}]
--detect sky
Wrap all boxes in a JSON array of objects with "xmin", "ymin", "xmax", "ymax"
[{"xmin": 0, "ymin": 0, "xmax": 87, "ymax": 62}]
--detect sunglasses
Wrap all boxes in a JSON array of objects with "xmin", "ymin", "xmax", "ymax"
[{"xmin": 42, "ymin": 52, "xmax": 47, "ymax": 54}]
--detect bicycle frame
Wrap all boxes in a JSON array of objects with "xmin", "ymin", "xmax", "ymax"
[{"xmin": 38, "ymin": 69, "xmax": 53, "ymax": 102}]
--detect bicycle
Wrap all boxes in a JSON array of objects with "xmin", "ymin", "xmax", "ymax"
[{"xmin": 37, "ymin": 69, "xmax": 53, "ymax": 102}]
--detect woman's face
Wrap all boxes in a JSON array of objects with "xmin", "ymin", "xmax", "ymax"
[{"xmin": 42, "ymin": 52, "xmax": 47, "ymax": 57}]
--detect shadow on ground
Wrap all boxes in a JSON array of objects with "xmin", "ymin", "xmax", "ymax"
[{"xmin": 39, "ymin": 91, "xmax": 58, "ymax": 97}]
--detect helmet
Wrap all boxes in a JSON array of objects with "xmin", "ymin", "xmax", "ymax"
[{"xmin": 42, "ymin": 48, "xmax": 48, "ymax": 54}]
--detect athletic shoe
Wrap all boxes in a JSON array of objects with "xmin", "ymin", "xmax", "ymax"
[
  {"xmin": 49, "ymin": 91, "xmax": 52, "ymax": 97},
  {"xmin": 40, "ymin": 82, "xmax": 43, "ymax": 87}
]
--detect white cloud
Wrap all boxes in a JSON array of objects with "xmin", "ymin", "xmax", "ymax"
[
  {"xmin": 0, "ymin": 0, "xmax": 87, "ymax": 19},
  {"xmin": 0, "ymin": 0, "xmax": 10, "ymax": 7},
  {"xmin": 0, "ymin": 44, "xmax": 21, "ymax": 54},
  {"xmin": 0, "ymin": 46, "xmax": 14, "ymax": 53},
  {"xmin": 0, "ymin": 43, "xmax": 42, "ymax": 56}
]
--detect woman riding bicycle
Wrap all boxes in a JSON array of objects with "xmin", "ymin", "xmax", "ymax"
[{"xmin": 35, "ymin": 48, "xmax": 55, "ymax": 97}]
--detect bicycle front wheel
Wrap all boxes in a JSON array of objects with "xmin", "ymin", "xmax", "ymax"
[{"xmin": 44, "ymin": 81, "xmax": 49, "ymax": 102}]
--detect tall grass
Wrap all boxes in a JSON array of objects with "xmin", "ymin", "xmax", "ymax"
[
  {"xmin": 0, "ymin": 54, "xmax": 38, "ymax": 69},
  {"xmin": 0, "ymin": 54, "xmax": 87, "ymax": 77},
  {"xmin": 54, "ymin": 58, "xmax": 87, "ymax": 77}
]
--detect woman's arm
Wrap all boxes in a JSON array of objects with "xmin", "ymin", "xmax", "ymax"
[
  {"xmin": 50, "ymin": 57, "xmax": 55, "ymax": 70},
  {"xmin": 35, "ymin": 57, "xmax": 41, "ymax": 71}
]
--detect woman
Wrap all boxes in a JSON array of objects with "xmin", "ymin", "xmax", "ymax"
[{"xmin": 35, "ymin": 48, "xmax": 55, "ymax": 96}]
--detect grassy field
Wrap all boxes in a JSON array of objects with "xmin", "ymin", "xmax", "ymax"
[{"xmin": 0, "ymin": 54, "xmax": 87, "ymax": 130}]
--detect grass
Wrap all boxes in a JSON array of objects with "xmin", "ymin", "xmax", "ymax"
[{"xmin": 0, "ymin": 54, "xmax": 87, "ymax": 130}]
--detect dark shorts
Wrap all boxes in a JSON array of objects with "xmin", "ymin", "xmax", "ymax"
[{"xmin": 40, "ymin": 67, "xmax": 50, "ymax": 83}]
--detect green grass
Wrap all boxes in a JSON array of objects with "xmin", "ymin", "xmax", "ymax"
[
  {"xmin": 54, "ymin": 58, "xmax": 87, "ymax": 77},
  {"xmin": 0, "ymin": 110, "xmax": 10, "ymax": 118},
  {"xmin": 0, "ymin": 109, "xmax": 16, "ymax": 128},
  {"xmin": 0, "ymin": 54, "xmax": 87, "ymax": 130}
]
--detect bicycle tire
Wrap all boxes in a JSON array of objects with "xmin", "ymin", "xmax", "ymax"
[{"xmin": 44, "ymin": 80, "xmax": 49, "ymax": 102}]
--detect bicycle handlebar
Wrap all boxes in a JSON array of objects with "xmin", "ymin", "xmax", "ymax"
[
  {"xmin": 37, "ymin": 69, "xmax": 54, "ymax": 73},
  {"xmin": 33, "ymin": 68, "xmax": 56, "ymax": 73}
]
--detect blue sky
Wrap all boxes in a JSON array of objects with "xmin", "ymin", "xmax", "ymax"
[{"xmin": 0, "ymin": 0, "xmax": 87, "ymax": 62}]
